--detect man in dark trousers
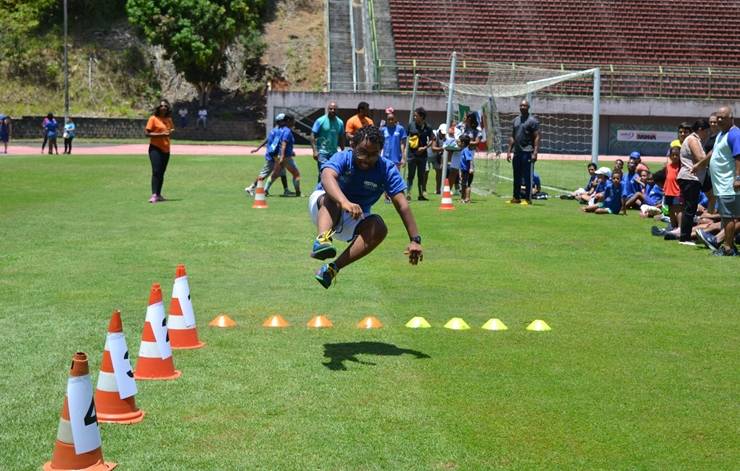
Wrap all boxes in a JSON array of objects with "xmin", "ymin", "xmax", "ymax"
[
  {"xmin": 406, "ymin": 107, "xmax": 434, "ymax": 200},
  {"xmin": 506, "ymin": 99, "xmax": 541, "ymax": 205}
]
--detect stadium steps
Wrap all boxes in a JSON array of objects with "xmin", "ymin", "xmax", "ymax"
[{"xmin": 327, "ymin": 0, "xmax": 355, "ymax": 91}]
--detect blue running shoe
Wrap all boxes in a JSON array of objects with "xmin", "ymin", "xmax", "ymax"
[
  {"xmin": 697, "ymin": 229, "xmax": 719, "ymax": 252},
  {"xmin": 310, "ymin": 229, "xmax": 336, "ymax": 260},
  {"xmin": 315, "ymin": 263, "xmax": 338, "ymax": 289}
]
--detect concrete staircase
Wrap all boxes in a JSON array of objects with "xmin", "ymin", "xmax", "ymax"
[
  {"xmin": 369, "ymin": 0, "xmax": 398, "ymax": 90},
  {"xmin": 327, "ymin": 0, "xmax": 355, "ymax": 91}
]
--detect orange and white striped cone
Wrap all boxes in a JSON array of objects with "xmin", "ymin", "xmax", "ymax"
[
  {"xmin": 439, "ymin": 178, "xmax": 455, "ymax": 211},
  {"xmin": 44, "ymin": 352, "xmax": 116, "ymax": 471},
  {"xmin": 252, "ymin": 178, "xmax": 268, "ymax": 208},
  {"xmin": 134, "ymin": 283, "xmax": 181, "ymax": 381},
  {"xmin": 95, "ymin": 310, "xmax": 145, "ymax": 424},
  {"xmin": 169, "ymin": 264, "xmax": 205, "ymax": 349}
]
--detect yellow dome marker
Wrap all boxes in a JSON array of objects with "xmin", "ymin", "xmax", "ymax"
[
  {"xmin": 405, "ymin": 317, "xmax": 432, "ymax": 328},
  {"xmin": 526, "ymin": 320, "xmax": 551, "ymax": 331},
  {"xmin": 481, "ymin": 318, "xmax": 508, "ymax": 331},
  {"xmin": 443, "ymin": 317, "xmax": 470, "ymax": 330}
]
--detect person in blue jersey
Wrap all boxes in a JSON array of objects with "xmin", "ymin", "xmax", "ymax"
[
  {"xmin": 308, "ymin": 125, "xmax": 423, "ymax": 289},
  {"xmin": 458, "ymin": 135, "xmax": 474, "ymax": 204},
  {"xmin": 0, "ymin": 115, "xmax": 11, "ymax": 154},
  {"xmin": 245, "ymin": 113, "xmax": 291, "ymax": 196},
  {"xmin": 380, "ymin": 112, "xmax": 407, "ymax": 170},
  {"xmin": 311, "ymin": 101, "xmax": 345, "ymax": 182},
  {"xmin": 265, "ymin": 114, "xmax": 301, "ymax": 196},
  {"xmin": 621, "ymin": 152, "xmax": 641, "ymax": 203},
  {"xmin": 63, "ymin": 117, "xmax": 76, "ymax": 154},
  {"xmin": 44, "ymin": 113, "xmax": 59, "ymax": 155},
  {"xmin": 583, "ymin": 170, "xmax": 624, "ymax": 214},
  {"xmin": 640, "ymin": 169, "xmax": 665, "ymax": 217},
  {"xmin": 623, "ymin": 168, "xmax": 648, "ymax": 210}
]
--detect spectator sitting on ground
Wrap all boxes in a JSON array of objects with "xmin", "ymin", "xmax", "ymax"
[
  {"xmin": 640, "ymin": 170, "xmax": 665, "ymax": 217},
  {"xmin": 583, "ymin": 170, "xmax": 623, "ymax": 214},
  {"xmin": 563, "ymin": 162, "xmax": 597, "ymax": 200},
  {"xmin": 587, "ymin": 167, "xmax": 611, "ymax": 205},
  {"xmin": 621, "ymin": 152, "xmax": 641, "ymax": 205},
  {"xmin": 624, "ymin": 168, "xmax": 649, "ymax": 209}
]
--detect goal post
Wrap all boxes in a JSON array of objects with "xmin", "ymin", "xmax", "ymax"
[{"xmin": 430, "ymin": 60, "xmax": 601, "ymax": 194}]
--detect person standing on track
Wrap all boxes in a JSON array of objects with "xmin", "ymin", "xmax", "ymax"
[{"xmin": 145, "ymin": 99, "xmax": 175, "ymax": 203}]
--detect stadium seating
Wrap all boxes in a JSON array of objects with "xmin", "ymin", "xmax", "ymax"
[{"xmin": 386, "ymin": 0, "xmax": 740, "ymax": 98}]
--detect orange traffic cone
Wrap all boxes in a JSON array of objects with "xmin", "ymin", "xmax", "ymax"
[
  {"xmin": 307, "ymin": 315, "xmax": 333, "ymax": 328},
  {"xmin": 357, "ymin": 316, "xmax": 383, "ymax": 329},
  {"xmin": 262, "ymin": 315, "xmax": 290, "ymax": 327},
  {"xmin": 134, "ymin": 283, "xmax": 181, "ymax": 380},
  {"xmin": 252, "ymin": 178, "xmax": 268, "ymax": 208},
  {"xmin": 95, "ymin": 310, "xmax": 145, "ymax": 424},
  {"xmin": 44, "ymin": 352, "xmax": 116, "ymax": 471},
  {"xmin": 169, "ymin": 264, "xmax": 205, "ymax": 349},
  {"xmin": 439, "ymin": 178, "xmax": 455, "ymax": 211},
  {"xmin": 209, "ymin": 314, "xmax": 237, "ymax": 327}
]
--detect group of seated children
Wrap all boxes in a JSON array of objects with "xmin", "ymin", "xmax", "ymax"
[{"xmin": 565, "ymin": 149, "xmax": 731, "ymax": 251}]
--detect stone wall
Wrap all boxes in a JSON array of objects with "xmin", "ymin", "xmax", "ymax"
[{"xmin": 9, "ymin": 116, "xmax": 262, "ymax": 141}]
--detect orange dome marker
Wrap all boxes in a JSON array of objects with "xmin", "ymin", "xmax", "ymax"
[
  {"xmin": 44, "ymin": 352, "xmax": 117, "ymax": 471},
  {"xmin": 307, "ymin": 315, "xmax": 333, "ymax": 328},
  {"xmin": 357, "ymin": 316, "xmax": 383, "ymax": 329},
  {"xmin": 439, "ymin": 178, "xmax": 455, "ymax": 211},
  {"xmin": 209, "ymin": 314, "xmax": 237, "ymax": 328},
  {"xmin": 262, "ymin": 315, "xmax": 290, "ymax": 328},
  {"xmin": 134, "ymin": 283, "xmax": 181, "ymax": 380},
  {"xmin": 95, "ymin": 310, "xmax": 145, "ymax": 424},
  {"xmin": 252, "ymin": 178, "xmax": 268, "ymax": 208},
  {"xmin": 169, "ymin": 264, "xmax": 205, "ymax": 349}
]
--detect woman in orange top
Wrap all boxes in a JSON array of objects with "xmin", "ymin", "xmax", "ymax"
[{"xmin": 145, "ymin": 99, "xmax": 175, "ymax": 203}]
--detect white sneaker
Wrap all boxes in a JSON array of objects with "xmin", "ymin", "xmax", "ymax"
[{"xmin": 245, "ymin": 186, "xmax": 254, "ymax": 196}]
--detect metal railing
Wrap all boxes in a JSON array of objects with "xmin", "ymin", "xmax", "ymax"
[{"xmin": 371, "ymin": 58, "xmax": 740, "ymax": 100}]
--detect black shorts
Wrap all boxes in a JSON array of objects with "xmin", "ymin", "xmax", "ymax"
[
  {"xmin": 461, "ymin": 170, "xmax": 474, "ymax": 187},
  {"xmin": 701, "ymin": 173, "xmax": 713, "ymax": 193}
]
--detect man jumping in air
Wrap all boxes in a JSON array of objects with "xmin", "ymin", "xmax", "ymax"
[{"xmin": 308, "ymin": 125, "xmax": 423, "ymax": 288}]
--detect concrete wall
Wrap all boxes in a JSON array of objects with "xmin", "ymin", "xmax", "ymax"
[
  {"xmin": 8, "ymin": 116, "xmax": 261, "ymax": 141},
  {"xmin": 267, "ymin": 91, "xmax": 739, "ymax": 155}
]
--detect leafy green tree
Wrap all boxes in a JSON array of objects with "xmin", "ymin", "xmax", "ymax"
[{"xmin": 126, "ymin": 0, "xmax": 265, "ymax": 105}]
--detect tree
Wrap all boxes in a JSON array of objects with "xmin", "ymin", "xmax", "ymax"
[{"xmin": 126, "ymin": 0, "xmax": 264, "ymax": 105}]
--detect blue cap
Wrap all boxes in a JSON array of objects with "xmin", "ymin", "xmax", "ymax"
[{"xmin": 629, "ymin": 151, "xmax": 641, "ymax": 159}]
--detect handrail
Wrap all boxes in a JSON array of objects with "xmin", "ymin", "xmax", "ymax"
[{"xmin": 366, "ymin": 0, "xmax": 381, "ymax": 90}]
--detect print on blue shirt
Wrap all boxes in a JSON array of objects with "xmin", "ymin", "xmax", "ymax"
[{"xmin": 317, "ymin": 149, "xmax": 407, "ymax": 213}]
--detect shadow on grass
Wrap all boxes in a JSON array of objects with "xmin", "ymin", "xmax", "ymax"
[{"xmin": 323, "ymin": 341, "xmax": 431, "ymax": 371}]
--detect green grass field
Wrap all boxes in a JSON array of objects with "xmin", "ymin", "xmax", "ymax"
[{"xmin": 0, "ymin": 154, "xmax": 737, "ymax": 470}]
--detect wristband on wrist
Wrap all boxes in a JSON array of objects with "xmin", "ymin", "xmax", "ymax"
[{"xmin": 410, "ymin": 235, "xmax": 422, "ymax": 244}]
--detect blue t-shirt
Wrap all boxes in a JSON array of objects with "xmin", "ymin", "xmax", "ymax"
[
  {"xmin": 602, "ymin": 181, "xmax": 623, "ymax": 213},
  {"xmin": 45, "ymin": 119, "xmax": 58, "ymax": 138},
  {"xmin": 585, "ymin": 174, "xmax": 597, "ymax": 191},
  {"xmin": 265, "ymin": 127, "xmax": 281, "ymax": 161},
  {"xmin": 459, "ymin": 147, "xmax": 474, "ymax": 172},
  {"xmin": 699, "ymin": 191, "xmax": 709, "ymax": 208},
  {"xmin": 317, "ymin": 149, "xmax": 407, "ymax": 213},
  {"xmin": 709, "ymin": 126, "xmax": 740, "ymax": 196},
  {"xmin": 279, "ymin": 126, "xmax": 295, "ymax": 159},
  {"xmin": 621, "ymin": 171, "xmax": 638, "ymax": 197},
  {"xmin": 645, "ymin": 183, "xmax": 663, "ymax": 206},
  {"xmin": 381, "ymin": 124, "xmax": 407, "ymax": 164},
  {"xmin": 594, "ymin": 179, "xmax": 608, "ymax": 195},
  {"xmin": 64, "ymin": 122, "xmax": 76, "ymax": 138},
  {"xmin": 312, "ymin": 115, "xmax": 344, "ymax": 158}
]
